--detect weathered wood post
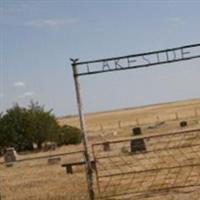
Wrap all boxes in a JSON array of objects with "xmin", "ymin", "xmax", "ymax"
[
  {"xmin": 156, "ymin": 115, "xmax": 160, "ymax": 123},
  {"xmin": 71, "ymin": 60, "xmax": 95, "ymax": 200},
  {"xmin": 195, "ymin": 108, "xmax": 198, "ymax": 117},
  {"xmin": 118, "ymin": 120, "xmax": 122, "ymax": 129},
  {"xmin": 175, "ymin": 112, "xmax": 179, "ymax": 120},
  {"xmin": 100, "ymin": 124, "xmax": 104, "ymax": 132}
]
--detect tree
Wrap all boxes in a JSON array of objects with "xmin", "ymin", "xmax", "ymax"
[
  {"xmin": 27, "ymin": 102, "xmax": 59, "ymax": 150},
  {"xmin": 0, "ymin": 102, "xmax": 81, "ymax": 152},
  {"xmin": 0, "ymin": 113, "xmax": 3, "ymax": 143},
  {"xmin": 0, "ymin": 102, "xmax": 59, "ymax": 151},
  {"xmin": 0, "ymin": 104, "xmax": 33, "ymax": 151},
  {"xmin": 0, "ymin": 112, "xmax": 4, "ymax": 155}
]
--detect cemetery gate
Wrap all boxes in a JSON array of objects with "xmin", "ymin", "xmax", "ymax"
[{"xmin": 71, "ymin": 43, "xmax": 200, "ymax": 200}]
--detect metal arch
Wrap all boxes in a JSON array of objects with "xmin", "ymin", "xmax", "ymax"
[{"xmin": 72, "ymin": 43, "xmax": 200, "ymax": 76}]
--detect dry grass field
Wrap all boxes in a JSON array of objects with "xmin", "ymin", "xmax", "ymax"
[
  {"xmin": 58, "ymin": 98, "xmax": 200, "ymax": 141},
  {"xmin": 1, "ymin": 98, "xmax": 200, "ymax": 200}
]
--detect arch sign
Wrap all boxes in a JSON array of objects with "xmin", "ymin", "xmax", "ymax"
[{"xmin": 70, "ymin": 43, "xmax": 200, "ymax": 200}]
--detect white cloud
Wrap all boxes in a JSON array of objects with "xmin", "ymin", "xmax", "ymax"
[
  {"xmin": 170, "ymin": 17, "xmax": 182, "ymax": 22},
  {"xmin": 27, "ymin": 18, "xmax": 78, "ymax": 28},
  {"xmin": 14, "ymin": 81, "xmax": 25, "ymax": 88},
  {"xmin": 0, "ymin": 93, "xmax": 4, "ymax": 98},
  {"xmin": 18, "ymin": 91, "xmax": 35, "ymax": 99},
  {"xmin": 168, "ymin": 17, "xmax": 184, "ymax": 25}
]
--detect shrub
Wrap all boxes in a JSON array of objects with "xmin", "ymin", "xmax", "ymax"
[{"xmin": 57, "ymin": 125, "xmax": 81, "ymax": 145}]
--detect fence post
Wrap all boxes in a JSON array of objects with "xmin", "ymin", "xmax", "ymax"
[
  {"xmin": 71, "ymin": 60, "xmax": 94, "ymax": 200},
  {"xmin": 118, "ymin": 120, "xmax": 122, "ymax": 129},
  {"xmin": 100, "ymin": 124, "xmax": 104, "ymax": 132},
  {"xmin": 175, "ymin": 112, "xmax": 179, "ymax": 120},
  {"xmin": 136, "ymin": 119, "xmax": 140, "ymax": 126},
  {"xmin": 156, "ymin": 115, "xmax": 160, "ymax": 123},
  {"xmin": 195, "ymin": 108, "xmax": 198, "ymax": 117}
]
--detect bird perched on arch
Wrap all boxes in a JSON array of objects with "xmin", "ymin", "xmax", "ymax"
[{"xmin": 70, "ymin": 58, "xmax": 79, "ymax": 63}]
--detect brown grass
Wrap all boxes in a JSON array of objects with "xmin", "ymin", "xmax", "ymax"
[{"xmin": 1, "ymin": 98, "xmax": 200, "ymax": 200}]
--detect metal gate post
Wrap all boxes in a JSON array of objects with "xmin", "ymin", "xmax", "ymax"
[{"xmin": 71, "ymin": 60, "xmax": 95, "ymax": 200}]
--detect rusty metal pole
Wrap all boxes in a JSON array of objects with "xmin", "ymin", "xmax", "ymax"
[{"xmin": 71, "ymin": 60, "xmax": 95, "ymax": 200}]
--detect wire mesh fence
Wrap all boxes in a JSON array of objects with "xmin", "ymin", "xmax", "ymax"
[{"xmin": 92, "ymin": 128, "xmax": 200, "ymax": 199}]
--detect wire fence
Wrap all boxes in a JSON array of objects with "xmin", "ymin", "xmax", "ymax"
[
  {"xmin": 92, "ymin": 128, "xmax": 200, "ymax": 199},
  {"xmin": 87, "ymin": 107, "xmax": 200, "ymax": 133}
]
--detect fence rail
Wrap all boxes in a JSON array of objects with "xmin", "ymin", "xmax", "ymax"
[{"xmin": 0, "ymin": 150, "xmax": 84, "ymax": 165}]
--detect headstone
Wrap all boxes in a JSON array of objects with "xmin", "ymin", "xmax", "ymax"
[
  {"xmin": 43, "ymin": 143, "xmax": 57, "ymax": 151},
  {"xmin": 48, "ymin": 157, "xmax": 61, "ymax": 165},
  {"xmin": 103, "ymin": 142, "xmax": 111, "ymax": 152},
  {"xmin": 66, "ymin": 165, "xmax": 73, "ymax": 174},
  {"xmin": 132, "ymin": 127, "xmax": 142, "ymax": 136},
  {"xmin": 4, "ymin": 147, "xmax": 16, "ymax": 164},
  {"xmin": 131, "ymin": 127, "xmax": 146, "ymax": 153},
  {"xmin": 130, "ymin": 139, "xmax": 146, "ymax": 153},
  {"xmin": 180, "ymin": 121, "xmax": 187, "ymax": 128}
]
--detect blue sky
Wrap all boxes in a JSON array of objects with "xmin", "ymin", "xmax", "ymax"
[{"xmin": 0, "ymin": 0, "xmax": 200, "ymax": 116}]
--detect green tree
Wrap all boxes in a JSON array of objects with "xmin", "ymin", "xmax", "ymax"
[
  {"xmin": 0, "ymin": 112, "xmax": 4, "ymax": 154},
  {"xmin": 0, "ymin": 102, "xmax": 59, "ymax": 151},
  {"xmin": 0, "ymin": 102, "xmax": 80, "ymax": 152},
  {"xmin": 27, "ymin": 102, "xmax": 59, "ymax": 149},
  {"xmin": 0, "ymin": 104, "xmax": 33, "ymax": 151},
  {"xmin": 0, "ymin": 113, "xmax": 3, "ymax": 143}
]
